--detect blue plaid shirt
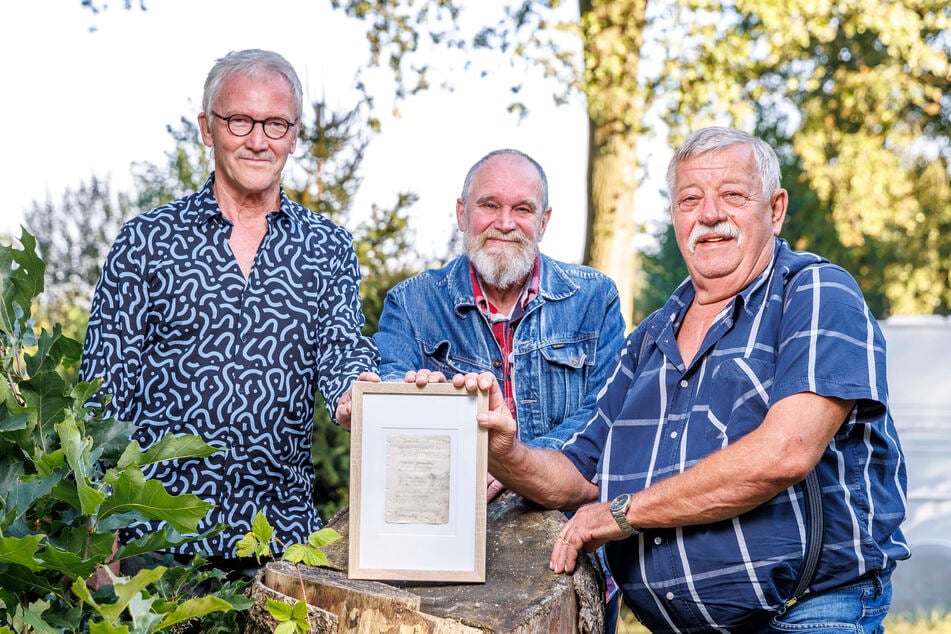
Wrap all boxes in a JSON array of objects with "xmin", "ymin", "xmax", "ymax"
[
  {"xmin": 81, "ymin": 174, "xmax": 378, "ymax": 557},
  {"xmin": 562, "ymin": 239, "xmax": 909, "ymax": 632}
]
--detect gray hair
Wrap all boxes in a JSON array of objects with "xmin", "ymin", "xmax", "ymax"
[
  {"xmin": 460, "ymin": 149, "xmax": 550, "ymax": 212},
  {"xmin": 202, "ymin": 49, "xmax": 304, "ymax": 122},
  {"xmin": 665, "ymin": 127, "xmax": 782, "ymax": 211}
]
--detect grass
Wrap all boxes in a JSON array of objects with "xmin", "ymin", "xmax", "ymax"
[{"xmin": 616, "ymin": 605, "xmax": 951, "ymax": 633}]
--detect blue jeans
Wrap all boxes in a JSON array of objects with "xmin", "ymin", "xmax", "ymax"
[{"xmin": 764, "ymin": 569, "xmax": 893, "ymax": 633}]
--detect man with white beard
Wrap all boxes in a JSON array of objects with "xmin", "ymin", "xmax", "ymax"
[{"xmin": 373, "ymin": 148, "xmax": 625, "ymax": 486}]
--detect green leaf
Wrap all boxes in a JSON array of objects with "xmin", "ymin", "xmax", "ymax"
[
  {"xmin": 85, "ymin": 413, "xmax": 137, "ymax": 465},
  {"xmin": 0, "ymin": 229, "xmax": 44, "ymax": 332},
  {"xmin": 155, "ymin": 595, "xmax": 235, "ymax": 630},
  {"xmin": 274, "ymin": 621, "xmax": 298, "ymax": 634},
  {"xmin": 77, "ymin": 566, "xmax": 166, "ymax": 625},
  {"xmin": 20, "ymin": 608, "xmax": 61, "ymax": 634},
  {"xmin": 97, "ymin": 468, "xmax": 213, "ymax": 534},
  {"xmin": 283, "ymin": 543, "xmax": 328, "ymax": 567},
  {"xmin": 25, "ymin": 323, "xmax": 82, "ymax": 378},
  {"xmin": 235, "ymin": 533, "xmax": 265, "ymax": 560},
  {"xmin": 56, "ymin": 417, "xmax": 105, "ymax": 515},
  {"xmin": 266, "ymin": 597, "xmax": 294, "ymax": 621},
  {"xmin": 0, "ymin": 409, "xmax": 30, "ymax": 432},
  {"xmin": 235, "ymin": 510, "xmax": 275, "ymax": 560},
  {"xmin": 139, "ymin": 433, "xmax": 219, "ymax": 466},
  {"xmin": 250, "ymin": 510, "xmax": 275, "ymax": 543},
  {"xmin": 36, "ymin": 544, "xmax": 87, "ymax": 579},
  {"xmin": 308, "ymin": 527, "xmax": 342, "ymax": 548},
  {"xmin": 22, "ymin": 371, "xmax": 72, "ymax": 441},
  {"xmin": 0, "ymin": 471, "xmax": 60, "ymax": 537},
  {"xmin": 0, "ymin": 534, "xmax": 43, "ymax": 569},
  {"xmin": 115, "ymin": 524, "xmax": 225, "ymax": 561},
  {"xmin": 88, "ymin": 620, "xmax": 129, "ymax": 634}
]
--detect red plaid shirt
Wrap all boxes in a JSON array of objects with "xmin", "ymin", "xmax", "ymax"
[{"xmin": 470, "ymin": 258, "xmax": 541, "ymax": 420}]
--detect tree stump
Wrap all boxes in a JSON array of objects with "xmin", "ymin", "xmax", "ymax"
[{"xmin": 249, "ymin": 491, "xmax": 604, "ymax": 633}]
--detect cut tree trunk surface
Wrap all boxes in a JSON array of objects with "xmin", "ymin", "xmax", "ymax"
[{"xmin": 250, "ymin": 491, "xmax": 605, "ymax": 633}]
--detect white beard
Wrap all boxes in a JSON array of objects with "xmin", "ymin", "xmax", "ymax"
[{"xmin": 465, "ymin": 228, "xmax": 538, "ymax": 290}]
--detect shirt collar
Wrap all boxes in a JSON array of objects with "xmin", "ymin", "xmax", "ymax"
[{"xmin": 194, "ymin": 172, "xmax": 292, "ymax": 225}]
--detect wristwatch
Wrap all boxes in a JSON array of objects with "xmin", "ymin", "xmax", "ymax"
[{"xmin": 610, "ymin": 493, "xmax": 640, "ymax": 537}]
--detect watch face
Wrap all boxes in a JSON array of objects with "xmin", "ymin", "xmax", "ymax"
[{"xmin": 611, "ymin": 493, "xmax": 630, "ymax": 511}]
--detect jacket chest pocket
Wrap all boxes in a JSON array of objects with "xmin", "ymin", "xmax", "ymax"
[
  {"xmin": 422, "ymin": 340, "xmax": 488, "ymax": 375},
  {"xmin": 537, "ymin": 340, "xmax": 595, "ymax": 419}
]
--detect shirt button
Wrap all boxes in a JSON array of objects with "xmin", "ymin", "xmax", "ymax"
[
  {"xmin": 492, "ymin": 359, "xmax": 502, "ymax": 369},
  {"xmin": 654, "ymin": 536, "xmax": 662, "ymax": 545},
  {"xmin": 670, "ymin": 431, "xmax": 678, "ymax": 439},
  {"xmin": 679, "ymin": 379, "xmax": 688, "ymax": 388},
  {"xmin": 666, "ymin": 592, "xmax": 675, "ymax": 601}
]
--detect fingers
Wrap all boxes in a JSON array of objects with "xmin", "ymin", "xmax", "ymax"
[
  {"xmin": 335, "ymin": 396, "xmax": 353, "ymax": 431},
  {"xmin": 358, "ymin": 371, "xmax": 381, "ymax": 383},
  {"xmin": 404, "ymin": 369, "xmax": 447, "ymax": 386},
  {"xmin": 549, "ymin": 528, "xmax": 580, "ymax": 574},
  {"xmin": 452, "ymin": 371, "xmax": 497, "ymax": 392},
  {"xmin": 486, "ymin": 473, "xmax": 505, "ymax": 502}
]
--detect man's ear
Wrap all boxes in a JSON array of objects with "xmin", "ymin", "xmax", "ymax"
[
  {"xmin": 198, "ymin": 112, "xmax": 214, "ymax": 148},
  {"xmin": 536, "ymin": 207, "xmax": 553, "ymax": 241},
  {"xmin": 456, "ymin": 198, "xmax": 467, "ymax": 231},
  {"xmin": 770, "ymin": 189, "xmax": 788, "ymax": 236}
]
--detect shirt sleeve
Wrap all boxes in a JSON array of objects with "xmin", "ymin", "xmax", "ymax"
[
  {"xmin": 79, "ymin": 221, "xmax": 149, "ymax": 421},
  {"xmin": 561, "ymin": 329, "xmax": 643, "ymax": 481},
  {"xmin": 315, "ymin": 229, "xmax": 379, "ymax": 422},
  {"xmin": 526, "ymin": 280, "xmax": 626, "ymax": 450},
  {"xmin": 772, "ymin": 263, "xmax": 888, "ymax": 407}
]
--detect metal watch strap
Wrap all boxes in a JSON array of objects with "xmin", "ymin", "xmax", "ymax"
[{"xmin": 611, "ymin": 493, "xmax": 639, "ymax": 536}]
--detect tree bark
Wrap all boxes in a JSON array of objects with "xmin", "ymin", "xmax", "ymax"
[
  {"xmin": 580, "ymin": 0, "xmax": 650, "ymax": 327},
  {"xmin": 249, "ymin": 492, "xmax": 604, "ymax": 633}
]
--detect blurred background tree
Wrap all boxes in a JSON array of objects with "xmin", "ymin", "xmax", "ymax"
[{"xmin": 330, "ymin": 0, "xmax": 949, "ymax": 321}]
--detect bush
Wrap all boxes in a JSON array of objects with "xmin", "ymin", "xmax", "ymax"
[{"xmin": 0, "ymin": 230, "xmax": 250, "ymax": 633}]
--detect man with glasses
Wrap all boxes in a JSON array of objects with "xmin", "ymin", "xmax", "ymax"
[{"xmin": 81, "ymin": 49, "xmax": 377, "ymax": 578}]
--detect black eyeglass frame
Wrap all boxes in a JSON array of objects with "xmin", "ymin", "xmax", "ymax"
[{"xmin": 210, "ymin": 110, "xmax": 298, "ymax": 140}]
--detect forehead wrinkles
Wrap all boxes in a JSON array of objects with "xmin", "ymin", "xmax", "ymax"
[{"xmin": 676, "ymin": 148, "xmax": 758, "ymax": 191}]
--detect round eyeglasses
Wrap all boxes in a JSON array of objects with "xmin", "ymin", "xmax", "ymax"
[{"xmin": 211, "ymin": 111, "xmax": 297, "ymax": 140}]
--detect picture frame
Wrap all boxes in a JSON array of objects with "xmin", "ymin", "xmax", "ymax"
[{"xmin": 348, "ymin": 381, "xmax": 489, "ymax": 582}]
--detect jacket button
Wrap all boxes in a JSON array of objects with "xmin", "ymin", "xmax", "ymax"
[{"xmin": 492, "ymin": 359, "xmax": 502, "ymax": 368}]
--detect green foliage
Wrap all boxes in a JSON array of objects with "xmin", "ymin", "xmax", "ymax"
[
  {"xmin": 267, "ymin": 598, "xmax": 310, "ymax": 634},
  {"xmin": 662, "ymin": 0, "xmax": 951, "ymax": 315},
  {"xmin": 237, "ymin": 511, "xmax": 342, "ymax": 633},
  {"xmin": 0, "ymin": 230, "xmax": 246, "ymax": 632}
]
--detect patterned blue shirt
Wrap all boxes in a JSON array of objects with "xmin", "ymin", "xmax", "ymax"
[
  {"xmin": 562, "ymin": 239, "xmax": 909, "ymax": 632},
  {"xmin": 80, "ymin": 174, "xmax": 378, "ymax": 557}
]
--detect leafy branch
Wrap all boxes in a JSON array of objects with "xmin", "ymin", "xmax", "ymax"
[{"xmin": 236, "ymin": 511, "xmax": 342, "ymax": 633}]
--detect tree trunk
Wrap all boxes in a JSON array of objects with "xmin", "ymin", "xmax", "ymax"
[
  {"xmin": 248, "ymin": 492, "xmax": 604, "ymax": 633},
  {"xmin": 580, "ymin": 0, "xmax": 650, "ymax": 328}
]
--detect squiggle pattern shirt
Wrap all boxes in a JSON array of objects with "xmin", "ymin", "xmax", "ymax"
[{"xmin": 80, "ymin": 174, "xmax": 378, "ymax": 557}]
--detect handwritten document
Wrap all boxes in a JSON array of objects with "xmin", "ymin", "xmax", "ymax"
[{"xmin": 385, "ymin": 433, "xmax": 451, "ymax": 525}]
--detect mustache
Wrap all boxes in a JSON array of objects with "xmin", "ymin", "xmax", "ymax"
[
  {"xmin": 687, "ymin": 222, "xmax": 740, "ymax": 252},
  {"xmin": 475, "ymin": 228, "xmax": 531, "ymax": 249}
]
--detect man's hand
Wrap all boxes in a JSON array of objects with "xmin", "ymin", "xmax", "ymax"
[
  {"xmin": 335, "ymin": 372, "xmax": 380, "ymax": 430},
  {"xmin": 549, "ymin": 501, "xmax": 628, "ymax": 574},
  {"xmin": 403, "ymin": 369, "xmax": 447, "ymax": 386},
  {"xmin": 452, "ymin": 372, "xmax": 520, "ymax": 464},
  {"xmin": 487, "ymin": 472, "xmax": 505, "ymax": 502}
]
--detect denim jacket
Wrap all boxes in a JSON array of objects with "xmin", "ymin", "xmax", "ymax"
[{"xmin": 374, "ymin": 254, "xmax": 625, "ymax": 449}]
